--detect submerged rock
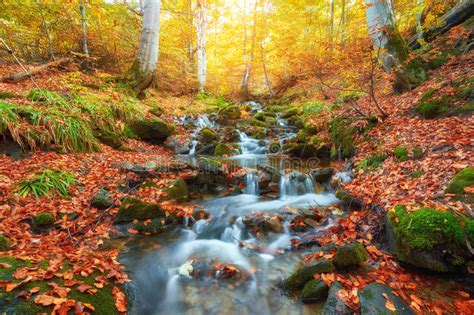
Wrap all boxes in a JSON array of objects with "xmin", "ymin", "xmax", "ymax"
[
  {"xmin": 359, "ymin": 282, "xmax": 414, "ymax": 315},
  {"xmin": 282, "ymin": 259, "xmax": 335, "ymax": 291},
  {"xmin": 90, "ymin": 188, "xmax": 114, "ymax": 210},
  {"xmin": 301, "ymin": 279, "xmax": 328, "ymax": 304},
  {"xmin": 333, "ymin": 242, "xmax": 368, "ymax": 268}
]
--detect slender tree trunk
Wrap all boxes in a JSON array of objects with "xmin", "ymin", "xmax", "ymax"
[
  {"xmin": 365, "ymin": 0, "xmax": 426, "ymax": 93},
  {"xmin": 329, "ymin": 0, "xmax": 335, "ymax": 48},
  {"xmin": 241, "ymin": 0, "xmax": 258, "ymax": 96},
  {"xmin": 340, "ymin": 0, "xmax": 346, "ymax": 46},
  {"xmin": 260, "ymin": 0, "xmax": 273, "ymax": 96},
  {"xmin": 38, "ymin": 0, "xmax": 55, "ymax": 60},
  {"xmin": 128, "ymin": 0, "xmax": 161, "ymax": 96},
  {"xmin": 79, "ymin": 0, "xmax": 89, "ymax": 57},
  {"xmin": 416, "ymin": 0, "xmax": 424, "ymax": 41},
  {"xmin": 195, "ymin": 0, "xmax": 207, "ymax": 92},
  {"xmin": 187, "ymin": 0, "xmax": 194, "ymax": 71},
  {"xmin": 241, "ymin": 0, "xmax": 248, "ymax": 94}
]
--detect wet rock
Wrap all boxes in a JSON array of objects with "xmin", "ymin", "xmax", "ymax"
[
  {"xmin": 359, "ymin": 282, "xmax": 414, "ymax": 315},
  {"xmin": 335, "ymin": 188, "xmax": 363, "ymax": 210},
  {"xmin": 311, "ymin": 167, "xmax": 335, "ymax": 183},
  {"xmin": 214, "ymin": 143, "xmax": 235, "ymax": 156},
  {"xmin": 199, "ymin": 127, "xmax": 218, "ymax": 143},
  {"xmin": 96, "ymin": 130, "xmax": 124, "ymax": 149},
  {"xmin": 321, "ymin": 281, "xmax": 352, "ymax": 315},
  {"xmin": 114, "ymin": 198, "xmax": 164, "ymax": 224},
  {"xmin": 90, "ymin": 188, "xmax": 113, "ymax": 210},
  {"xmin": 219, "ymin": 105, "xmax": 241, "ymax": 120},
  {"xmin": 197, "ymin": 157, "xmax": 222, "ymax": 174},
  {"xmin": 282, "ymin": 259, "xmax": 335, "ymax": 291},
  {"xmin": 163, "ymin": 178, "xmax": 188, "ymax": 201},
  {"xmin": 164, "ymin": 135, "xmax": 190, "ymax": 154},
  {"xmin": 303, "ymin": 218, "xmax": 320, "ymax": 229},
  {"xmin": 192, "ymin": 208, "xmax": 210, "ymax": 221},
  {"xmin": 268, "ymin": 182, "xmax": 279, "ymax": 193},
  {"xmin": 264, "ymin": 216, "xmax": 285, "ymax": 233},
  {"xmin": 333, "ymin": 242, "xmax": 368, "ymax": 269},
  {"xmin": 258, "ymin": 172, "xmax": 272, "ymax": 190},
  {"xmin": 301, "ymin": 279, "xmax": 328, "ymax": 304},
  {"xmin": 130, "ymin": 119, "xmax": 172, "ymax": 144},
  {"xmin": 286, "ymin": 143, "xmax": 330, "ymax": 159}
]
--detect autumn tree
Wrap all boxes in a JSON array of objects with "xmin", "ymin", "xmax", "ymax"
[{"xmin": 129, "ymin": 0, "xmax": 161, "ymax": 96}]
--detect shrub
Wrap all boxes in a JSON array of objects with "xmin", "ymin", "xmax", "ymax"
[{"xmin": 16, "ymin": 168, "xmax": 76, "ymax": 199}]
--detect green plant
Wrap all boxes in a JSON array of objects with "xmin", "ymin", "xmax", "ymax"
[
  {"xmin": 16, "ymin": 168, "xmax": 76, "ymax": 199},
  {"xmin": 446, "ymin": 168, "xmax": 474, "ymax": 195},
  {"xmin": 303, "ymin": 101, "xmax": 326, "ymax": 114},
  {"xmin": 356, "ymin": 153, "xmax": 387, "ymax": 171},
  {"xmin": 328, "ymin": 117, "xmax": 354, "ymax": 159},
  {"xmin": 393, "ymin": 146, "xmax": 408, "ymax": 162}
]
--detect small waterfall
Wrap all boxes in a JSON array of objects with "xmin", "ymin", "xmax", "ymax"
[
  {"xmin": 279, "ymin": 173, "xmax": 315, "ymax": 199},
  {"xmin": 164, "ymin": 274, "xmax": 181, "ymax": 307},
  {"xmin": 244, "ymin": 101, "xmax": 263, "ymax": 111},
  {"xmin": 195, "ymin": 114, "xmax": 214, "ymax": 129},
  {"xmin": 279, "ymin": 174, "xmax": 297, "ymax": 199},
  {"xmin": 244, "ymin": 171, "xmax": 259, "ymax": 195},
  {"xmin": 237, "ymin": 131, "xmax": 267, "ymax": 155},
  {"xmin": 276, "ymin": 114, "xmax": 287, "ymax": 127},
  {"xmin": 188, "ymin": 140, "xmax": 198, "ymax": 155}
]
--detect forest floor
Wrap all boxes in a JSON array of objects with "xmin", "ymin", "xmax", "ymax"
[{"xmin": 0, "ymin": 42, "xmax": 473, "ymax": 314}]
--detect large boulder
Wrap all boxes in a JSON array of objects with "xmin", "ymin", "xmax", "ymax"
[
  {"xmin": 131, "ymin": 119, "xmax": 172, "ymax": 144},
  {"xmin": 214, "ymin": 143, "xmax": 236, "ymax": 156},
  {"xmin": 163, "ymin": 178, "xmax": 189, "ymax": 201},
  {"xmin": 333, "ymin": 242, "xmax": 368, "ymax": 269},
  {"xmin": 360, "ymin": 282, "xmax": 414, "ymax": 315},
  {"xmin": 446, "ymin": 168, "xmax": 474, "ymax": 197},
  {"xmin": 282, "ymin": 259, "xmax": 335, "ymax": 291},
  {"xmin": 285, "ymin": 143, "xmax": 330, "ymax": 159},
  {"xmin": 387, "ymin": 206, "xmax": 472, "ymax": 272},
  {"xmin": 115, "ymin": 198, "xmax": 165, "ymax": 224}
]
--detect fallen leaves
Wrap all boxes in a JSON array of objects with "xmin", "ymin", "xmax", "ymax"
[{"xmin": 112, "ymin": 286, "xmax": 127, "ymax": 313}]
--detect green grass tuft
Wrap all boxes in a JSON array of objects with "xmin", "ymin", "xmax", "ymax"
[{"xmin": 16, "ymin": 168, "xmax": 75, "ymax": 199}]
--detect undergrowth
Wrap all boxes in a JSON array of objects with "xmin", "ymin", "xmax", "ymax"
[{"xmin": 15, "ymin": 168, "xmax": 76, "ymax": 199}]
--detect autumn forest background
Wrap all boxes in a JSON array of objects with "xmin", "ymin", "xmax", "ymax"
[{"xmin": 0, "ymin": 0, "xmax": 473, "ymax": 314}]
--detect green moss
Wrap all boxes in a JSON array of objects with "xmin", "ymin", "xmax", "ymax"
[
  {"xmin": 115, "ymin": 198, "xmax": 164, "ymax": 224},
  {"xmin": 33, "ymin": 212, "xmax": 54, "ymax": 227},
  {"xmin": 328, "ymin": 117, "xmax": 354, "ymax": 158},
  {"xmin": 90, "ymin": 188, "xmax": 113, "ymax": 210},
  {"xmin": 466, "ymin": 219, "xmax": 474, "ymax": 245},
  {"xmin": 96, "ymin": 130, "xmax": 124, "ymax": 149},
  {"xmin": 197, "ymin": 157, "xmax": 222, "ymax": 173},
  {"xmin": 446, "ymin": 168, "xmax": 474, "ymax": 195},
  {"xmin": 335, "ymin": 189, "xmax": 351, "ymax": 205},
  {"xmin": 266, "ymin": 105, "xmax": 284, "ymax": 113},
  {"xmin": 0, "ymin": 92, "xmax": 19, "ymax": 99},
  {"xmin": 130, "ymin": 119, "xmax": 171, "ymax": 144},
  {"xmin": 416, "ymin": 100, "xmax": 449, "ymax": 119},
  {"xmin": 220, "ymin": 105, "xmax": 241, "ymax": 120},
  {"xmin": 310, "ymin": 136, "xmax": 320, "ymax": 145},
  {"xmin": 393, "ymin": 146, "xmax": 409, "ymax": 162},
  {"xmin": 163, "ymin": 178, "xmax": 188, "ymax": 201},
  {"xmin": 333, "ymin": 242, "xmax": 368, "ymax": 268},
  {"xmin": 303, "ymin": 101, "xmax": 326, "ymax": 114},
  {"xmin": 427, "ymin": 53, "xmax": 448, "ymax": 69},
  {"xmin": 356, "ymin": 153, "xmax": 387, "ymax": 171},
  {"xmin": 301, "ymin": 279, "xmax": 328, "ymax": 303},
  {"xmin": 389, "ymin": 207, "xmax": 470, "ymax": 269},
  {"xmin": 280, "ymin": 107, "xmax": 299, "ymax": 118},
  {"xmin": 303, "ymin": 125, "xmax": 318, "ymax": 135},
  {"xmin": 296, "ymin": 130, "xmax": 308, "ymax": 143},
  {"xmin": 0, "ymin": 236, "xmax": 10, "ymax": 251},
  {"xmin": 199, "ymin": 127, "xmax": 218, "ymax": 143},
  {"xmin": 412, "ymin": 147, "xmax": 423, "ymax": 159},
  {"xmin": 282, "ymin": 259, "xmax": 335, "ymax": 291},
  {"xmin": 420, "ymin": 88, "xmax": 437, "ymax": 103},
  {"xmin": 214, "ymin": 143, "xmax": 235, "ymax": 156},
  {"xmin": 410, "ymin": 170, "xmax": 424, "ymax": 179}
]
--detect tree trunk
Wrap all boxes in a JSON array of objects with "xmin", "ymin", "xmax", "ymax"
[
  {"xmin": 408, "ymin": 0, "xmax": 474, "ymax": 50},
  {"xmin": 329, "ymin": 0, "xmax": 335, "ymax": 47},
  {"xmin": 260, "ymin": 0, "xmax": 273, "ymax": 96},
  {"xmin": 241, "ymin": 0, "xmax": 258, "ymax": 96},
  {"xmin": 128, "ymin": 0, "xmax": 161, "ymax": 96},
  {"xmin": 38, "ymin": 0, "xmax": 55, "ymax": 60},
  {"xmin": 79, "ymin": 1, "xmax": 89, "ymax": 57},
  {"xmin": 365, "ymin": 0, "xmax": 427, "ymax": 93},
  {"xmin": 416, "ymin": 0, "xmax": 424, "ymax": 41},
  {"xmin": 195, "ymin": 0, "xmax": 207, "ymax": 92},
  {"xmin": 340, "ymin": 0, "xmax": 346, "ymax": 46}
]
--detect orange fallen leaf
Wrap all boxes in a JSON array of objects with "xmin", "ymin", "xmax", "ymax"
[{"xmin": 385, "ymin": 300, "xmax": 396, "ymax": 312}]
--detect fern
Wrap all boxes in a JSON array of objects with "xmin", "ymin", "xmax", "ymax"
[{"xmin": 16, "ymin": 168, "xmax": 76, "ymax": 199}]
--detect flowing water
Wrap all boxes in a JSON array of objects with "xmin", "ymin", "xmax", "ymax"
[{"xmin": 117, "ymin": 106, "xmax": 343, "ymax": 315}]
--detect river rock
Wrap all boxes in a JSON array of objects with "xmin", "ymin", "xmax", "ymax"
[
  {"xmin": 359, "ymin": 282, "xmax": 415, "ymax": 315},
  {"xmin": 163, "ymin": 178, "xmax": 188, "ymax": 201},
  {"xmin": 264, "ymin": 215, "xmax": 284, "ymax": 233},
  {"xmin": 130, "ymin": 119, "xmax": 172, "ymax": 144},
  {"xmin": 311, "ymin": 167, "xmax": 335, "ymax": 183},
  {"xmin": 90, "ymin": 188, "xmax": 113, "ymax": 210},
  {"xmin": 282, "ymin": 259, "xmax": 335, "ymax": 291},
  {"xmin": 301, "ymin": 279, "xmax": 328, "ymax": 304},
  {"xmin": 321, "ymin": 281, "xmax": 352, "ymax": 315},
  {"xmin": 164, "ymin": 135, "xmax": 190, "ymax": 154},
  {"xmin": 114, "ymin": 198, "xmax": 165, "ymax": 224},
  {"xmin": 333, "ymin": 242, "xmax": 368, "ymax": 269}
]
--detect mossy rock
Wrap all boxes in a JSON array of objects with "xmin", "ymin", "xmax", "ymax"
[
  {"xmin": 214, "ymin": 143, "xmax": 235, "ymax": 156},
  {"xmin": 388, "ymin": 206, "xmax": 472, "ymax": 272},
  {"xmin": 360, "ymin": 282, "xmax": 415, "ymax": 315},
  {"xmin": 280, "ymin": 107, "xmax": 299, "ymax": 118},
  {"xmin": 163, "ymin": 178, "xmax": 188, "ymax": 201},
  {"xmin": 130, "ymin": 218, "xmax": 166, "ymax": 235},
  {"xmin": 328, "ymin": 117, "xmax": 354, "ymax": 159},
  {"xmin": 33, "ymin": 212, "xmax": 54, "ymax": 227},
  {"xmin": 0, "ymin": 236, "xmax": 10, "ymax": 251},
  {"xmin": 242, "ymin": 118, "xmax": 270, "ymax": 128},
  {"xmin": 321, "ymin": 281, "xmax": 352, "ymax": 315},
  {"xmin": 90, "ymin": 188, "xmax": 114, "ymax": 210},
  {"xmin": 266, "ymin": 105, "xmax": 285, "ymax": 113},
  {"xmin": 115, "ymin": 198, "xmax": 164, "ymax": 224},
  {"xmin": 264, "ymin": 116, "xmax": 277, "ymax": 125},
  {"xmin": 250, "ymin": 127, "xmax": 267, "ymax": 140},
  {"xmin": 220, "ymin": 106, "xmax": 241, "ymax": 120},
  {"xmin": 393, "ymin": 146, "xmax": 409, "ymax": 162},
  {"xmin": 333, "ymin": 242, "xmax": 368, "ymax": 268},
  {"xmin": 130, "ymin": 119, "xmax": 171, "ymax": 144},
  {"xmin": 427, "ymin": 53, "xmax": 448, "ymax": 70},
  {"xmin": 287, "ymin": 116, "xmax": 305, "ymax": 128},
  {"xmin": 287, "ymin": 143, "xmax": 329, "ymax": 159},
  {"xmin": 356, "ymin": 153, "xmax": 387, "ymax": 171},
  {"xmin": 149, "ymin": 105, "xmax": 164, "ymax": 117},
  {"xmin": 446, "ymin": 168, "xmax": 474, "ymax": 195},
  {"xmin": 197, "ymin": 157, "xmax": 222, "ymax": 174},
  {"xmin": 416, "ymin": 100, "xmax": 449, "ymax": 119},
  {"xmin": 282, "ymin": 259, "xmax": 335, "ymax": 291},
  {"xmin": 199, "ymin": 127, "xmax": 218, "ymax": 143},
  {"xmin": 96, "ymin": 130, "xmax": 124, "ymax": 149},
  {"xmin": 301, "ymin": 279, "xmax": 328, "ymax": 304}
]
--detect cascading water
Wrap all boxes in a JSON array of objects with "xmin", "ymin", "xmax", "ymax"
[
  {"xmin": 279, "ymin": 172, "xmax": 315, "ymax": 200},
  {"xmin": 195, "ymin": 114, "xmax": 215, "ymax": 129},
  {"xmin": 244, "ymin": 171, "xmax": 259, "ymax": 195}
]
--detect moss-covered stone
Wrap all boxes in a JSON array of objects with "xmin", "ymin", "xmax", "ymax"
[
  {"xmin": 388, "ymin": 206, "xmax": 472, "ymax": 271},
  {"xmin": 287, "ymin": 143, "xmax": 329, "ymax": 159},
  {"xmin": 416, "ymin": 100, "xmax": 449, "ymax": 119},
  {"xmin": 303, "ymin": 125, "xmax": 318, "ymax": 135},
  {"xmin": 328, "ymin": 117, "xmax": 354, "ymax": 159},
  {"xmin": 0, "ymin": 236, "xmax": 10, "ymax": 251},
  {"xmin": 115, "ymin": 198, "xmax": 164, "ymax": 224},
  {"xmin": 90, "ymin": 188, "xmax": 114, "ymax": 210},
  {"xmin": 446, "ymin": 168, "xmax": 474, "ymax": 195},
  {"xmin": 301, "ymin": 279, "xmax": 328, "ymax": 304},
  {"xmin": 280, "ymin": 107, "xmax": 299, "ymax": 118},
  {"xmin": 96, "ymin": 130, "xmax": 124, "ymax": 149},
  {"xmin": 393, "ymin": 146, "xmax": 409, "ymax": 162},
  {"xmin": 220, "ymin": 106, "xmax": 241, "ymax": 120},
  {"xmin": 214, "ymin": 143, "xmax": 235, "ymax": 156},
  {"xmin": 130, "ymin": 119, "xmax": 171, "ymax": 144},
  {"xmin": 296, "ymin": 130, "xmax": 308, "ymax": 143},
  {"xmin": 356, "ymin": 153, "xmax": 387, "ymax": 171},
  {"xmin": 333, "ymin": 242, "xmax": 368, "ymax": 268},
  {"xmin": 197, "ymin": 157, "xmax": 222, "ymax": 174},
  {"xmin": 199, "ymin": 127, "xmax": 218, "ymax": 143},
  {"xmin": 33, "ymin": 212, "xmax": 54, "ymax": 227},
  {"xmin": 163, "ymin": 178, "xmax": 188, "ymax": 201},
  {"xmin": 282, "ymin": 259, "xmax": 335, "ymax": 291}
]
